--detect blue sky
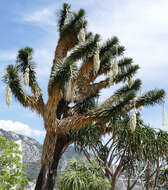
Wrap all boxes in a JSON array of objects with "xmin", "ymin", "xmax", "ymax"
[{"xmin": 0, "ymin": 0, "xmax": 168, "ymax": 143}]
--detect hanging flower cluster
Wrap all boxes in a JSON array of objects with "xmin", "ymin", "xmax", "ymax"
[
  {"xmin": 93, "ymin": 49, "xmax": 100, "ymax": 75},
  {"xmin": 78, "ymin": 28, "xmax": 85, "ymax": 43},
  {"xmin": 109, "ymin": 69, "xmax": 114, "ymax": 85},
  {"xmin": 65, "ymin": 64, "xmax": 79, "ymax": 102},
  {"xmin": 6, "ymin": 85, "xmax": 12, "ymax": 106},
  {"xmin": 65, "ymin": 79, "xmax": 73, "ymax": 102},
  {"xmin": 109, "ymin": 46, "xmax": 119, "ymax": 85},
  {"xmin": 129, "ymin": 98, "xmax": 137, "ymax": 132},
  {"xmin": 129, "ymin": 107, "xmax": 136, "ymax": 132},
  {"xmin": 24, "ymin": 67, "xmax": 30, "ymax": 86},
  {"xmin": 128, "ymin": 76, "xmax": 132, "ymax": 88},
  {"xmin": 65, "ymin": 80, "xmax": 79, "ymax": 102}
]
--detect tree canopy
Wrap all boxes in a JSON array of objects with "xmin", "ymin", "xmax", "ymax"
[
  {"xmin": 2, "ymin": 3, "xmax": 166, "ymax": 189},
  {"xmin": 72, "ymin": 116, "xmax": 168, "ymax": 190},
  {"xmin": 0, "ymin": 135, "xmax": 27, "ymax": 190}
]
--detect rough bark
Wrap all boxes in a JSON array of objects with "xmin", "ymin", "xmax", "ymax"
[
  {"xmin": 111, "ymin": 177, "xmax": 116, "ymax": 190},
  {"xmin": 35, "ymin": 134, "xmax": 71, "ymax": 190}
]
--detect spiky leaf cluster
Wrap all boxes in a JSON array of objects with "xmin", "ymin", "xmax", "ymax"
[
  {"xmin": 70, "ymin": 123, "xmax": 102, "ymax": 152},
  {"xmin": 136, "ymin": 89, "xmax": 165, "ymax": 107},
  {"xmin": 3, "ymin": 65, "xmax": 29, "ymax": 105},
  {"xmin": 56, "ymin": 159, "xmax": 111, "ymax": 190},
  {"xmin": 58, "ymin": 3, "xmax": 71, "ymax": 32},
  {"xmin": 91, "ymin": 92, "xmax": 136, "ymax": 120},
  {"xmin": 48, "ymin": 58, "xmax": 78, "ymax": 95},
  {"xmin": 16, "ymin": 47, "xmax": 38, "ymax": 92},
  {"xmin": 70, "ymin": 34, "xmax": 100, "ymax": 60},
  {"xmin": 60, "ymin": 9, "xmax": 87, "ymax": 38}
]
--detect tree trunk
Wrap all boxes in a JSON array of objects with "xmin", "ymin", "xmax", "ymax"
[
  {"xmin": 127, "ymin": 171, "xmax": 131, "ymax": 190},
  {"xmin": 111, "ymin": 179, "xmax": 116, "ymax": 190},
  {"xmin": 35, "ymin": 134, "xmax": 71, "ymax": 190},
  {"xmin": 111, "ymin": 177, "xmax": 116, "ymax": 190},
  {"xmin": 145, "ymin": 163, "xmax": 151, "ymax": 190}
]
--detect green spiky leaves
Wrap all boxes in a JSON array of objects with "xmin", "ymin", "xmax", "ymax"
[
  {"xmin": 69, "ymin": 34, "xmax": 100, "ymax": 61},
  {"xmin": 16, "ymin": 47, "xmax": 33, "ymax": 65},
  {"xmin": 115, "ymin": 65, "xmax": 139, "ymax": 83},
  {"xmin": 60, "ymin": 8, "xmax": 87, "ymax": 38},
  {"xmin": 58, "ymin": 3, "xmax": 71, "ymax": 32},
  {"xmin": 72, "ymin": 93, "xmax": 99, "ymax": 114},
  {"xmin": 90, "ymin": 88, "xmax": 165, "ymax": 122},
  {"xmin": 100, "ymin": 36, "xmax": 119, "ymax": 57},
  {"xmin": 16, "ymin": 47, "xmax": 38, "ymax": 93},
  {"xmin": 3, "ymin": 65, "xmax": 29, "ymax": 105},
  {"xmin": 136, "ymin": 89, "xmax": 165, "ymax": 108},
  {"xmin": 118, "ymin": 57, "xmax": 133, "ymax": 68},
  {"xmin": 114, "ymin": 79, "xmax": 142, "ymax": 96},
  {"xmin": 48, "ymin": 59, "xmax": 78, "ymax": 95},
  {"xmin": 91, "ymin": 92, "xmax": 136, "ymax": 120}
]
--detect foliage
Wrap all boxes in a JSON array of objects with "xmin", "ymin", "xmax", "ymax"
[
  {"xmin": 74, "ymin": 116, "xmax": 168, "ymax": 190},
  {"xmin": 70, "ymin": 123, "xmax": 102, "ymax": 152},
  {"xmin": 56, "ymin": 159, "xmax": 111, "ymax": 190},
  {"xmin": 158, "ymin": 168, "xmax": 168, "ymax": 188},
  {"xmin": 2, "ymin": 3, "xmax": 167, "ymax": 190},
  {"xmin": 0, "ymin": 135, "xmax": 27, "ymax": 190}
]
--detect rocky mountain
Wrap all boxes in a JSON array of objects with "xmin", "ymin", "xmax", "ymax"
[
  {"xmin": 0, "ymin": 129, "xmax": 42, "ymax": 163},
  {"xmin": 0, "ymin": 128, "xmax": 85, "ymax": 189},
  {"xmin": 0, "ymin": 129, "xmax": 152, "ymax": 190}
]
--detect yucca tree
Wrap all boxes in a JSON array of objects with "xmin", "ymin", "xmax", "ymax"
[{"xmin": 3, "ymin": 3, "xmax": 165, "ymax": 190}]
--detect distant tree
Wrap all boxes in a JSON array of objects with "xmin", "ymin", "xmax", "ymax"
[
  {"xmin": 0, "ymin": 135, "xmax": 27, "ymax": 190},
  {"xmin": 142, "ymin": 129, "xmax": 168, "ymax": 190},
  {"xmin": 124, "ymin": 127, "xmax": 168, "ymax": 190},
  {"xmin": 3, "ymin": 3, "xmax": 165, "ymax": 189},
  {"xmin": 56, "ymin": 159, "xmax": 111, "ymax": 190},
  {"xmin": 157, "ymin": 168, "xmax": 168, "ymax": 189},
  {"xmin": 74, "ymin": 117, "xmax": 168, "ymax": 190}
]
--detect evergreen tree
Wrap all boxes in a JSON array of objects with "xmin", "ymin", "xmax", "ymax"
[
  {"xmin": 3, "ymin": 3, "xmax": 165, "ymax": 189},
  {"xmin": 0, "ymin": 135, "xmax": 27, "ymax": 190}
]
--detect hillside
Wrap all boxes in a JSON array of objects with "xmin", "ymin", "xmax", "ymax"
[
  {"xmin": 0, "ymin": 129, "xmax": 145, "ymax": 190},
  {"xmin": 0, "ymin": 129, "xmax": 85, "ymax": 188}
]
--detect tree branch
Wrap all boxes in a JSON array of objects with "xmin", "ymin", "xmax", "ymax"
[{"xmin": 74, "ymin": 78, "xmax": 109, "ymax": 103}]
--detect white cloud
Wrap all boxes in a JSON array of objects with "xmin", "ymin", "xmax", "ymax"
[
  {"xmin": 0, "ymin": 48, "xmax": 53, "ymax": 78},
  {"xmin": 19, "ymin": 0, "xmax": 168, "ymax": 83},
  {"xmin": 34, "ymin": 48, "xmax": 53, "ymax": 76},
  {"xmin": 0, "ymin": 0, "xmax": 167, "ymax": 141},
  {"xmin": 0, "ymin": 120, "xmax": 45, "ymax": 137},
  {"xmin": 22, "ymin": 7, "xmax": 56, "ymax": 27},
  {"xmin": 0, "ymin": 50, "xmax": 16, "ymax": 61},
  {"xmin": 83, "ymin": 0, "xmax": 168, "ymax": 85}
]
